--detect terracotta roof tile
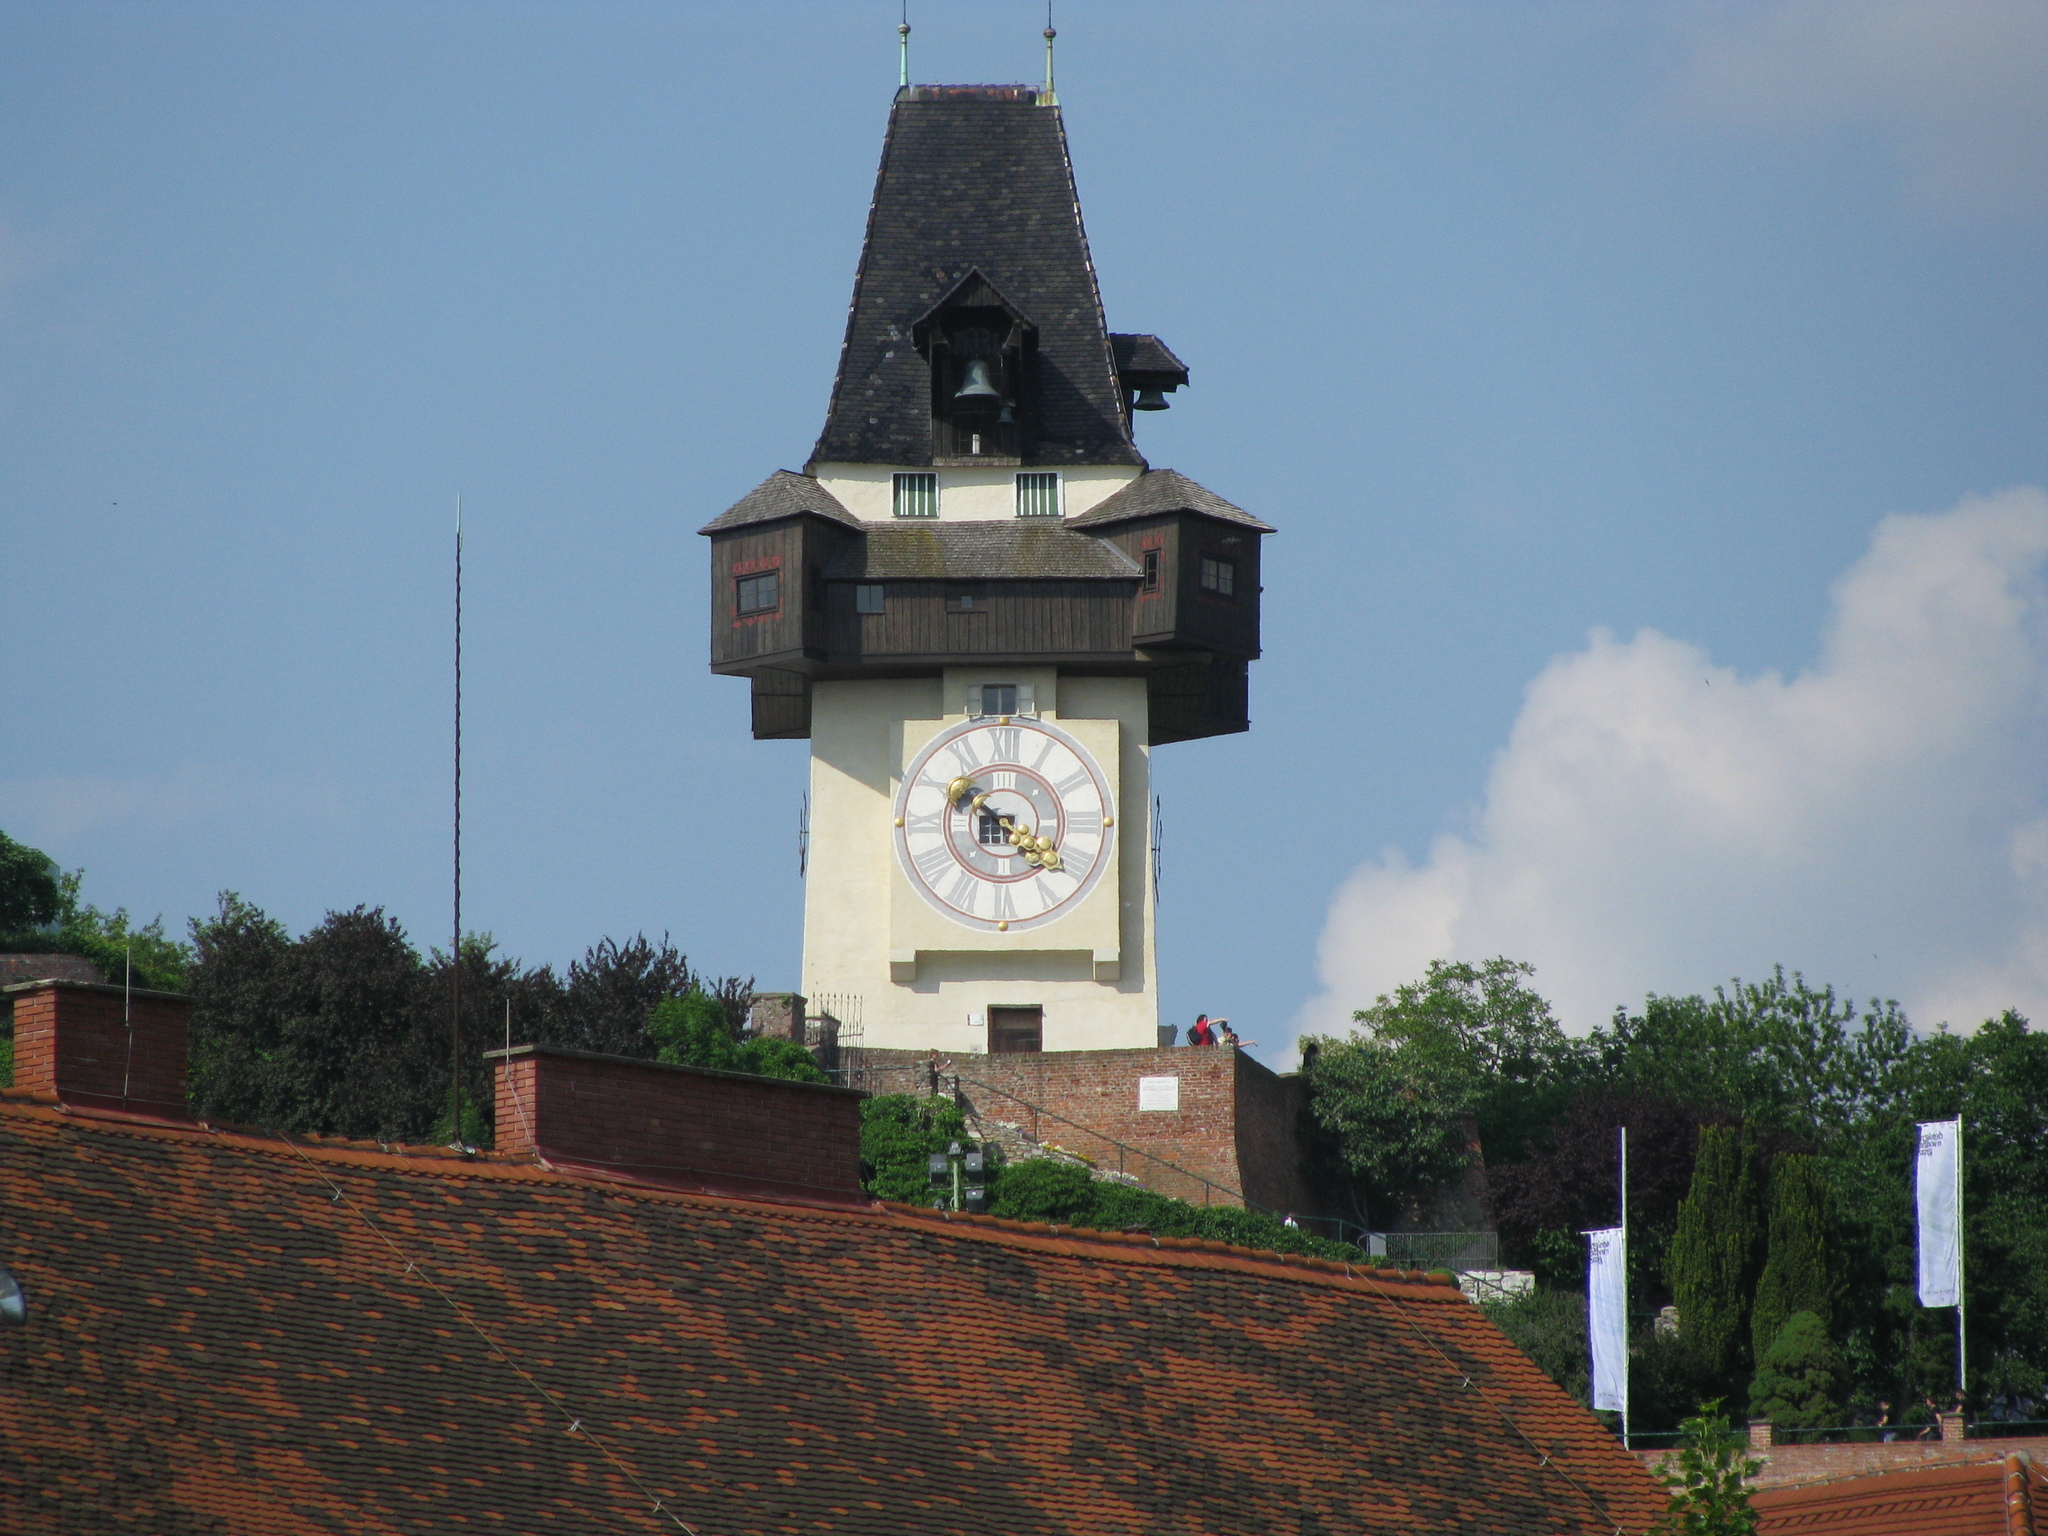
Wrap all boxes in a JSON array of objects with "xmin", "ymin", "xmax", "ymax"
[
  {"xmin": 0, "ymin": 1094, "xmax": 1664, "ymax": 1534},
  {"xmin": 1753, "ymin": 1454, "xmax": 2044, "ymax": 1536}
]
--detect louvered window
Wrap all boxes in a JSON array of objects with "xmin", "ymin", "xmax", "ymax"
[
  {"xmin": 1015, "ymin": 472, "xmax": 1062, "ymax": 518},
  {"xmin": 893, "ymin": 472, "xmax": 938, "ymax": 519}
]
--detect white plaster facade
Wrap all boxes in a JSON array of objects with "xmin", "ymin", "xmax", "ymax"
[
  {"xmin": 812, "ymin": 463, "xmax": 1143, "ymax": 523},
  {"xmin": 801, "ymin": 665, "xmax": 1158, "ymax": 1055}
]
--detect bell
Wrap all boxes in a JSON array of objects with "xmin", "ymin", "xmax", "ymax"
[
  {"xmin": 997, "ymin": 402, "xmax": 1015, "ymax": 424},
  {"xmin": 1133, "ymin": 387, "xmax": 1170, "ymax": 412},
  {"xmin": 954, "ymin": 358, "xmax": 1001, "ymax": 403}
]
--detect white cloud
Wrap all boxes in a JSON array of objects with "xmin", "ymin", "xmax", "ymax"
[
  {"xmin": 0, "ymin": 766, "xmax": 344, "ymax": 848},
  {"xmin": 1301, "ymin": 486, "xmax": 2048, "ymax": 1045},
  {"xmin": 1658, "ymin": 0, "xmax": 2048, "ymax": 220}
]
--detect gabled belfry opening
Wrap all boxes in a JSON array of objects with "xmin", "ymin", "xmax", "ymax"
[{"xmin": 913, "ymin": 268, "xmax": 1037, "ymax": 464}]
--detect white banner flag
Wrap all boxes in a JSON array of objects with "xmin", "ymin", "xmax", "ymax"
[
  {"xmin": 1917, "ymin": 1118, "xmax": 1962, "ymax": 1308},
  {"xmin": 1585, "ymin": 1225, "xmax": 1628, "ymax": 1415}
]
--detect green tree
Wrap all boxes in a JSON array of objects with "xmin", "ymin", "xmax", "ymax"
[
  {"xmin": 647, "ymin": 990, "xmax": 825, "ymax": 1083},
  {"xmin": 1668, "ymin": 1125, "xmax": 1762, "ymax": 1396},
  {"xmin": 1597, "ymin": 969, "xmax": 1915, "ymax": 1140},
  {"xmin": 1303, "ymin": 957, "xmax": 1585, "ymax": 1222},
  {"xmin": 1748, "ymin": 1312, "xmax": 1843, "ymax": 1430},
  {"xmin": 1751, "ymin": 1155, "xmax": 1836, "ymax": 1366},
  {"xmin": 1655, "ymin": 1402, "xmax": 1761, "ymax": 1536},
  {"xmin": 0, "ymin": 830, "xmax": 63, "ymax": 932}
]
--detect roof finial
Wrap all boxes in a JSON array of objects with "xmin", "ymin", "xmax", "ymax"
[
  {"xmin": 899, "ymin": 3, "xmax": 911, "ymax": 90},
  {"xmin": 1040, "ymin": 3, "xmax": 1058, "ymax": 105}
]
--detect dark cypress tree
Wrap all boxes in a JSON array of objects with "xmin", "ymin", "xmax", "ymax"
[
  {"xmin": 1667, "ymin": 1124, "xmax": 1763, "ymax": 1397},
  {"xmin": 1751, "ymin": 1154, "xmax": 1836, "ymax": 1367}
]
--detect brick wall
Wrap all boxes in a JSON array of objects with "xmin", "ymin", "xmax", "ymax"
[
  {"xmin": 862, "ymin": 1045, "xmax": 1316, "ymax": 1217},
  {"xmin": 491, "ymin": 1045, "xmax": 867, "ymax": 1207},
  {"xmin": 1637, "ymin": 1431, "xmax": 2041, "ymax": 1491},
  {"xmin": 4, "ymin": 978, "xmax": 190, "ymax": 1117}
]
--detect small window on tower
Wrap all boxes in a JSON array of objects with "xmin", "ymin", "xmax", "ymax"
[
  {"xmin": 946, "ymin": 586, "xmax": 988, "ymax": 614},
  {"xmin": 1015, "ymin": 472, "xmax": 1061, "ymax": 518},
  {"xmin": 855, "ymin": 583, "xmax": 886, "ymax": 614},
  {"xmin": 1141, "ymin": 548, "xmax": 1161, "ymax": 592},
  {"xmin": 978, "ymin": 808, "xmax": 1008, "ymax": 845},
  {"xmin": 893, "ymin": 472, "xmax": 938, "ymax": 519},
  {"xmin": 1199, "ymin": 555, "xmax": 1236, "ymax": 598},
  {"xmin": 735, "ymin": 571, "xmax": 780, "ymax": 616},
  {"xmin": 981, "ymin": 684, "xmax": 1017, "ymax": 716}
]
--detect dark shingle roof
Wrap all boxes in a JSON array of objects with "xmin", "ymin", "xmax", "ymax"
[
  {"xmin": 808, "ymin": 88, "xmax": 1141, "ymax": 471},
  {"xmin": 823, "ymin": 520, "xmax": 1141, "ymax": 581},
  {"xmin": 699, "ymin": 469, "xmax": 860, "ymax": 534},
  {"xmin": 0, "ymin": 1094, "xmax": 1667, "ymax": 1536},
  {"xmin": 1065, "ymin": 467, "xmax": 1276, "ymax": 532},
  {"xmin": 1110, "ymin": 333, "xmax": 1189, "ymax": 387}
]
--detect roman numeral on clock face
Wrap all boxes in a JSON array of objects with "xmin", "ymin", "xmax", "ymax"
[
  {"xmin": 943, "ymin": 867, "xmax": 980, "ymax": 912},
  {"xmin": 989, "ymin": 884, "xmax": 1017, "ymax": 922},
  {"xmin": 1054, "ymin": 767, "xmax": 1093, "ymax": 798},
  {"xmin": 1063, "ymin": 808, "xmax": 1102, "ymax": 838},
  {"xmin": 913, "ymin": 844, "xmax": 953, "ymax": 883},
  {"xmin": 904, "ymin": 809, "xmax": 943, "ymax": 835},
  {"xmin": 987, "ymin": 727, "xmax": 1021, "ymax": 761}
]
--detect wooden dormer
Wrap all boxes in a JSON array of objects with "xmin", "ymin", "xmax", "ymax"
[{"xmin": 913, "ymin": 270, "xmax": 1038, "ymax": 465}]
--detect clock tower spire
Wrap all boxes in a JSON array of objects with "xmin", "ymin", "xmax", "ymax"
[{"xmin": 702, "ymin": 82, "xmax": 1271, "ymax": 1057}]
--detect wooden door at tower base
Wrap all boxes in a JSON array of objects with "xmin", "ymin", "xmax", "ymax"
[{"xmin": 988, "ymin": 1006, "xmax": 1043, "ymax": 1055}]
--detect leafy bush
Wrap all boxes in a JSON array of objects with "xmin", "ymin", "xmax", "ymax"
[
  {"xmin": 860, "ymin": 1093, "xmax": 979, "ymax": 1204},
  {"xmin": 1654, "ymin": 1401, "xmax": 1761, "ymax": 1536}
]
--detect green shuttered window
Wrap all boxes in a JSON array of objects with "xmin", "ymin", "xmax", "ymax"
[
  {"xmin": 1015, "ymin": 472, "xmax": 1062, "ymax": 518},
  {"xmin": 893, "ymin": 472, "xmax": 938, "ymax": 519}
]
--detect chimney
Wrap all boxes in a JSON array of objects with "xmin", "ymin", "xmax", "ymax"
[
  {"xmin": 747, "ymin": 991, "xmax": 807, "ymax": 1041},
  {"xmin": 4, "ymin": 978, "xmax": 192, "ymax": 1119},
  {"xmin": 1748, "ymin": 1420, "xmax": 1775, "ymax": 1451},
  {"xmin": 488, "ymin": 1044, "xmax": 867, "ymax": 1208}
]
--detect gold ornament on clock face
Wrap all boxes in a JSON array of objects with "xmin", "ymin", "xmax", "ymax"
[{"xmin": 893, "ymin": 716, "xmax": 1116, "ymax": 933}]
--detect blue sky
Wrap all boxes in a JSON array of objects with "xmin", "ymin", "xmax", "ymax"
[{"xmin": 6, "ymin": 2, "xmax": 2046, "ymax": 1062}]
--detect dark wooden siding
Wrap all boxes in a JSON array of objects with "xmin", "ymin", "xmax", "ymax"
[
  {"xmin": 1149, "ymin": 658, "xmax": 1249, "ymax": 744},
  {"xmin": 751, "ymin": 668, "xmax": 812, "ymax": 740},
  {"xmin": 1176, "ymin": 515, "xmax": 1261, "ymax": 658},
  {"xmin": 1100, "ymin": 513, "xmax": 1261, "ymax": 659},
  {"xmin": 709, "ymin": 518, "xmax": 857, "ymax": 669},
  {"xmin": 823, "ymin": 580, "xmax": 1134, "ymax": 662}
]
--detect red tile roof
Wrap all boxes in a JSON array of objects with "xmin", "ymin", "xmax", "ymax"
[
  {"xmin": 1753, "ymin": 1454, "xmax": 2044, "ymax": 1535},
  {"xmin": 0, "ymin": 1092, "xmax": 1664, "ymax": 1534}
]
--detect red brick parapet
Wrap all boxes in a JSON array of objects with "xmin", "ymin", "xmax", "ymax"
[
  {"xmin": 861, "ymin": 1044, "xmax": 1315, "ymax": 1217},
  {"xmin": 4, "ymin": 977, "xmax": 191, "ymax": 1119},
  {"xmin": 1639, "ymin": 1432, "xmax": 2043, "ymax": 1491},
  {"xmin": 489, "ymin": 1043, "xmax": 868, "ymax": 1208}
]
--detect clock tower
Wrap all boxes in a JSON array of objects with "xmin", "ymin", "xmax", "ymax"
[{"xmin": 703, "ymin": 82, "xmax": 1270, "ymax": 1057}]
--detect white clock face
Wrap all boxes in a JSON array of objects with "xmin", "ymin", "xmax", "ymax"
[{"xmin": 894, "ymin": 716, "xmax": 1117, "ymax": 933}]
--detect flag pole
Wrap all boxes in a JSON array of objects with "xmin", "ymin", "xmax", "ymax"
[
  {"xmin": 1956, "ymin": 1116, "xmax": 1967, "ymax": 1405},
  {"xmin": 1619, "ymin": 1124, "xmax": 1630, "ymax": 1450}
]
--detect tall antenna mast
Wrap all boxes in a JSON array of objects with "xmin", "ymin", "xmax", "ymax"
[
  {"xmin": 898, "ymin": 3, "xmax": 910, "ymax": 89},
  {"xmin": 1041, "ymin": 4, "xmax": 1057, "ymax": 106},
  {"xmin": 451, "ymin": 492, "xmax": 463, "ymax": 1146}
]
